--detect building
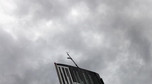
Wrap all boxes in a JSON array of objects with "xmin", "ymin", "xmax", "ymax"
[{"xmin": 55, "ymin": 63, "xmax": 104, "ymax": 84}]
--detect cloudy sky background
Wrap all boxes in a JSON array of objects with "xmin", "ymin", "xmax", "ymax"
[{"xmin": 0, "ymin": 0, "xmax": 152, "ymax": 84}]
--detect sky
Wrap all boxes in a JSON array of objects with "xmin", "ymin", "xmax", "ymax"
[{"xmin": 0, "ymin": 0, "xmax": 152, "ymax": 84}]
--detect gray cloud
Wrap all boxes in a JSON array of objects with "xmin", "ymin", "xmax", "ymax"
[{"xmin": 0, "ymin": 0, "xmax": 152, "ymax": 84}]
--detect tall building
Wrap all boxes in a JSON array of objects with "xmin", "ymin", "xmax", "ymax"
[{"xmin": 55, "ymin": 63, "xmax": 104, "ymax": 84}]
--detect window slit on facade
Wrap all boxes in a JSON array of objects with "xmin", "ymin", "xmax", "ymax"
[
  {"xmin": 88, "ymin": 73, "xmax": 93, "ymax": 84},
  {"xmin": 73, "ymin": 70, "xmax": 79, "ymax": 82},
  {"xmin": 75, "ymin": 71, "xmax": 81, "ymax": 83},
  {"xmin": 86, "ymin": 73, "xmax": 92, "ymax": 84},
  {"xmin": 83, "ymin": 73, "xmax": 89, "ymax": 84},
  {"xmin": 62, "ymin": 68, "xmax": 69, "ymax": 84},
  {"xmin": 84, "ymin": 72, "xmax": 93, "ymax": 84},
  {"xmin": 59, "ymin": 67, "xmax": 65, "ymax": 84},
  {"xmin": 69, "ymin": 69, "xmax": 76, "ymax": 83},
  {"xmin": 65, "ymin": 68, "xmax": 72, "ymax": 84}
]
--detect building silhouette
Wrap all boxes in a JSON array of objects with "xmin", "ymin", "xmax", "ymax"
[{"xmin": 55, "ymin": 63, "xmax": 104, "ymax": 84}]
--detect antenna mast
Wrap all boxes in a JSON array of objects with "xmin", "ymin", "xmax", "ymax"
[{"xmin": 66, "ymin": 52, "xmax": 79, "ymax": 68}]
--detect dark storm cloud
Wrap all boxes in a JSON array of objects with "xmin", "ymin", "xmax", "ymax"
[{"xmin": 0, "ymin": 0, "xmax": 152, "ymax": 84}]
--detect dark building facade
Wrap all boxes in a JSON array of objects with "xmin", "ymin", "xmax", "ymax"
[{"xmin": 55, "ymin": 63, "xmax": 104, "ymax": 84}]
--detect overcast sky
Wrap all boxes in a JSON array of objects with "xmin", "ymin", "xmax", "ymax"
[{"xmin": 0, "ymin": 0, "xmax": 152, "ymax": 84}]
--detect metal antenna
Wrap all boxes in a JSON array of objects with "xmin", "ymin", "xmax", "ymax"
[{"xmin": 66, "ymin": 52, "xmax": 79, "ymax": 68}]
